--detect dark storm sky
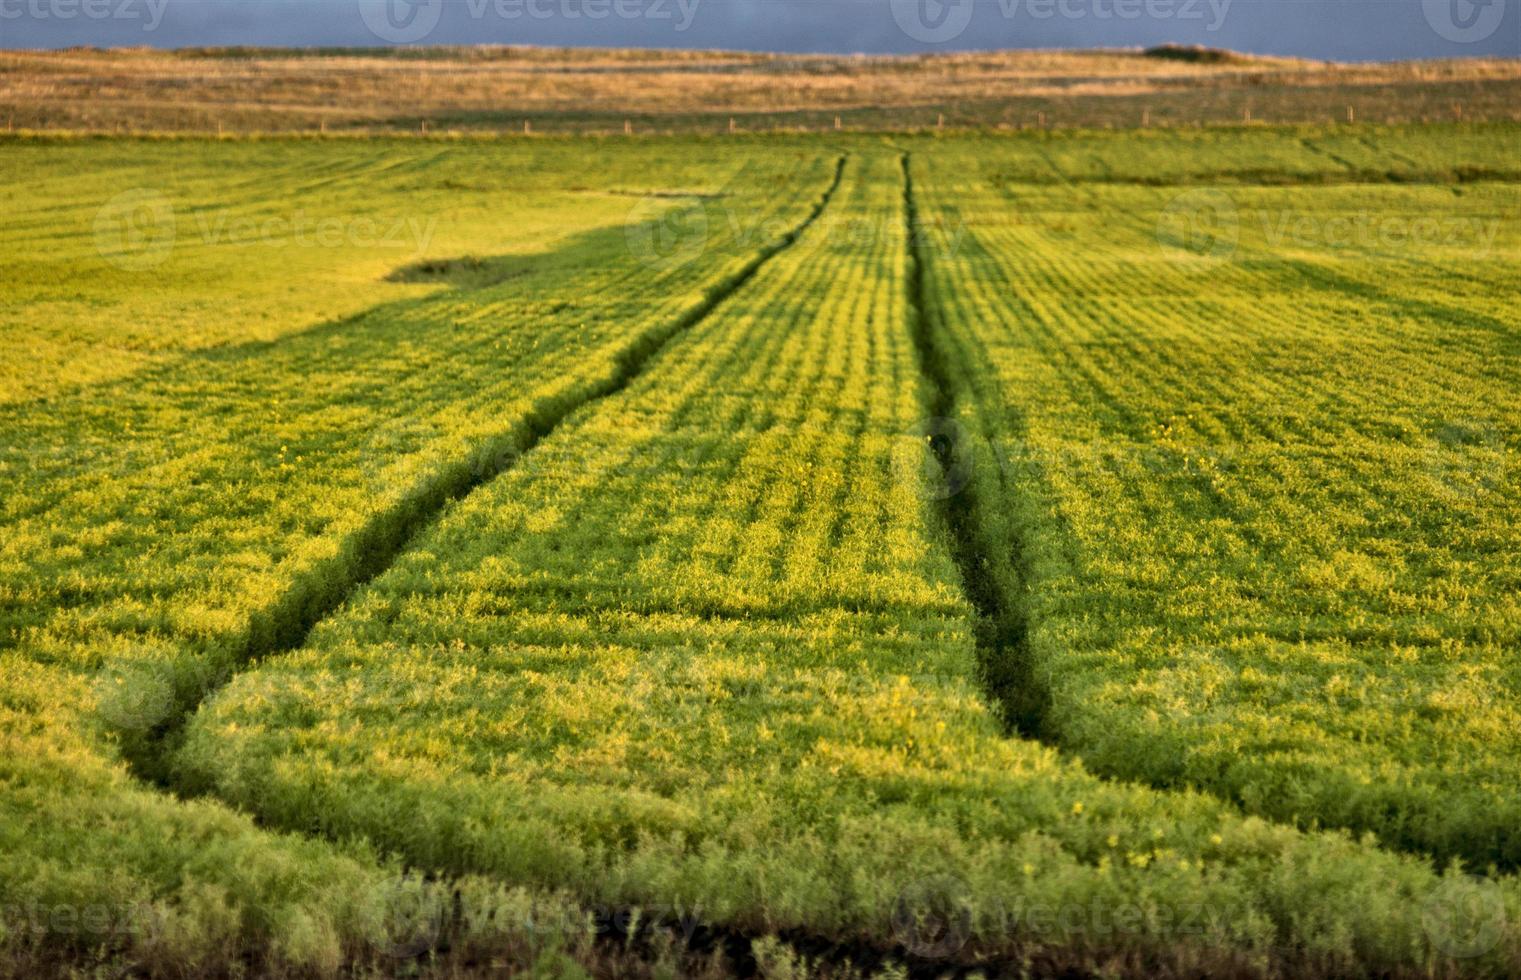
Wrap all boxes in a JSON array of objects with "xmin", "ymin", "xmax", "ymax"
[{"xmin": 0, "ymin": 0, "xmax": 1516, "ymax": 60}]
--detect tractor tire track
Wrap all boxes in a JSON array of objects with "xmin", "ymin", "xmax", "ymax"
[
  {"xmin": 120, "ymin": 154, "xmax": 847, "ymax": 785},
  {"xmin": 900, "ymin": 151, "xmax": 1049, "ymax": 738}
]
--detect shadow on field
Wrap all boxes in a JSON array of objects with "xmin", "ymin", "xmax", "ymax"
[
  {"xmin": 195, "ymin": 219, "xmax": 634, "ymax": 365},
  {"xmin": 0, "ymin": 215, "xmax": 646, "ymax": 706},
  {"xmin": 385, "ymin": 252, "xmax": 539, "ymax": 290}
]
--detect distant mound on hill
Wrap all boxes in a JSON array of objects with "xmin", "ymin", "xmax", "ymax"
[{"xmin": 1143, "ymin": 44, "xmax": 1247, "ymax": 64}]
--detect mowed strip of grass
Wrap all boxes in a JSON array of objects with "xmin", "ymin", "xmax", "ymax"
[
  {"xmin": 175, "ymin": 150, "xmax": 1518, "ymax": 977},
  {"xmin": 906, "ymin": 133, "xmax": 1521, "ymax": 872},
  {"xmin": 0, "ymin": 140, "xmax": 843, "ymax": 973}
]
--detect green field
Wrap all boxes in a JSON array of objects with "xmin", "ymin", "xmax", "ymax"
[{"xmin": 3, "ymin": 124, "xmax": 1520, "ymax": 978}]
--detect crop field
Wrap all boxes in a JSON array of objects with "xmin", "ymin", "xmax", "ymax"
[{"xmin": 2, "ymin": 122, "xmax": 1520, "ymax": 979}]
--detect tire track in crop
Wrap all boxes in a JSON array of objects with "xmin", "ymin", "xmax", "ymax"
[
  {"xmin": 1298, "ymin": 136, "xmax": 1361, "ymax": 173},
  {"xmin": 121, "ymin": 154, "xmax": 848, "ymax": 786},
  {"xmin": 900, "ymin": 152, "xmax": 1049, "ymax": 737},
  {"xmin": 903, "ymin": 150, "xmax": 1521, "ymax": 873}
]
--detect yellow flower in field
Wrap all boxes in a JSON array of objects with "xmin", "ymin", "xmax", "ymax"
[
  {"xmin": 1210, "ymin": 834, "xmax": 1223, "ymax": 846},
  {"xmin": 1106, "ymin": 834, "xmax": 1119, "ymax": 848},
  {"xmin": 1071, "ymin": 801, "xmax": 1084, "ymax": 816},
  {"xmin": 1022, "ymin": 863, "xmax": 1035, "ymax": 876}
]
